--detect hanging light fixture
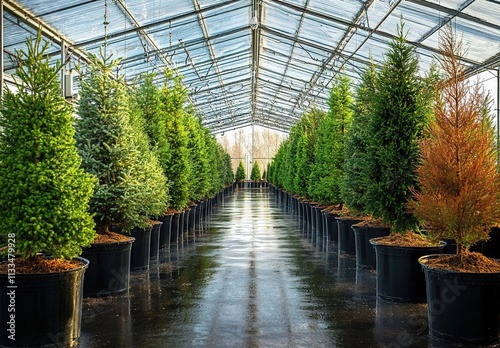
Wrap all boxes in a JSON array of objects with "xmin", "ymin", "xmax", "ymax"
[{"xmin": 250, "ymin": 10, "xmax": 259, "ymax": 30}]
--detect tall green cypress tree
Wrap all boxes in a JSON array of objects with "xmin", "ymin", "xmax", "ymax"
[
  {"xmin": 342, "ymin": 61, "xmax": 378, "ymax": 213},
  {"xmin": 0, "ymin": 33, "xmax": 96, "ymax": 259},
  {"xmin": 159, "ymin": 69, "xmax": 191, "ymax": 210},
  {"xmin": 309, "ymin": 74, "xmax": 353, "ymax": 207},
  {"xmin": 364, "ymin": 21, "xmax": 437, "ymax": 232},
  {"xmin": 293, "ymin": 109, "xmax": 326, "ymax": 197}
]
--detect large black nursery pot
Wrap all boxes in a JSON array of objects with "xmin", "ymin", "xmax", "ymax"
[
  {"xmin": 82, "ymin": 238, "xmax": 133, "ymax": 297},
  {"xmin": 129, "ymin": 226, "xmax": 152, "ymax": 271},
  {"xmin": 324, "ymin": 212, "xmax": 339, "ymax": 243},
  {"xmin": 419, "ymin": 254, "xmax": 500, "ymax": 344},
  {"xmin": 0, "ymin": 257, "xmax": 89, "ymax": 347},
  {"xmin": 158, "ymin": 214, "xmax": 173, "ymax": 248},
  {"xmin": 353, "ymin": 224, "xmax": 391, "ymax": 269},
  {"xmin": 336, "ymin": 217, "xmax": 363, "ymax": 255},
  {"xmin": 370, "ymin": 238, "xmax": 446, "ymax": 302},
  {"xmin": 149, "ymin": 221, "xmax": 163, "ymax": 260},
  {"xmin": 170, "ymin": 212, "xmax": 182, "ymax": 245}
]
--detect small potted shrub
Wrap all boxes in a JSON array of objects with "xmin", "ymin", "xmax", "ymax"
[
  {"xmin": 235, "ymin": 160, "xmax": 246, "ymax": 188},
  {"xmin": 0, "ymin": 33, "xmax": 95, "ymax": 347},
  {"xmin": 250, "ymin": 161, "xmax": 261, "ymax": 188},
  {"xmin": 412, "ymin": 26, "xmax": 500, "ymax": 344}
]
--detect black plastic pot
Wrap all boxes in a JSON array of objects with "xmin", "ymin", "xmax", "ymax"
[
  {"xmin": 82, "ymin": 239, "xmax": 133, "ymax": 297},
  {"xmin": 0, "ymin": 257, "xmax": 89, "ymax": 347},
  {"xmin": 149, "ymin": 221, "xmax": 163, "ymax": 260},
  {"xmin": 370, "ymin": 238, "xmax": 446, "ymax": 302},
  {"xmin": 129, "ymin": 227, "xmax": 152, "ymax": 271},
  {"xmin": 158, "ymin": 214, "xmax": 173, "ymax": 248},
  {"xmin": 353, "ymin": 225, "xmax": 391, "ymax": 269},
  {"xmin": 324, "ymin": 212, "xmax": 339, "ymax": 243},
  {"xmin": 420, "ymin": 254, "xmax": 500, "ymax": 344},
  {"xmin": 170, "ymin": 212, "xmax": 181, "ymax": 244},
  {"xmin": 337, "ymin": 217, "xmax": 363, "ymax": 255}
]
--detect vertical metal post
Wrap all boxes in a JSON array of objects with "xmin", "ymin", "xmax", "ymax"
[{"xmin": 61, "ymin": 42, "xmax": 66, "ymax": 96}]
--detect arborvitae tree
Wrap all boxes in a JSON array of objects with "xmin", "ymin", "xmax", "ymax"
[
  {"xmin": 283, "ymin": 130, "xmax": 299, "ymax": 193},
  {"xmin": 0, "ymin": 33, "xmax": 96, "ymax": 259},
  {"xmin": 262, "ymin": 168, "xmax": 267, "ymax": 181},
  {"xmin": 76, "ymin": 49, "xmax": 146, "ymax": 233},
  {"xmin": 342, "ymin": 61, "xmax": 378, "ymax": 213},
  {"xmin": 235, "ymin": 160, "xmax": 246, "ymax": 182},
  {"xmin": 293, "ymin": 108, "xmax": 326, "ymax": 197},
  {"xmin": 223, "ymin": 151, "xmax": 234, "ymax": 185},
  {"xmin": 250, "ymin": 161, "xmax": 261, "ymax": 181},
  {"xmin": 128, "ymin": 88, "xmax": 169, "ymax": 222},
  {"xmin": 411, "ymin": 26, "xmax": 500, "ymax": 253},
  {"xmin": 159, "ymin": 69, "xmax": 191, "ymax": 210},
  {"xmin": 204, "ymin": 131, "xmax": 221, "ymax": 197},
  {"xmin": 309, "ymin": 74, "xmax": 353, "ymax": 207},
  {"xmin": 135, "ymin": 72, "xmax": 170, "ymax": 174},
  {"xmin": 185, "ymin": 107, "xmax": 211, "ymax": 201},
  {"xmin": 364, "ymin": 21, "xmax": 437, "ymax": 232}
]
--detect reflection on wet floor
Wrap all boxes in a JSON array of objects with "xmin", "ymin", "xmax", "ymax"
[{"xmin": 80, "ymin": 189, "xmax": 482, "ymax": 348}]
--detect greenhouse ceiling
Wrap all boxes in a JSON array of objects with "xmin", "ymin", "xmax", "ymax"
[{"xmin": 1, "ymin": 0, "xmax": 500, "ymax": 133}]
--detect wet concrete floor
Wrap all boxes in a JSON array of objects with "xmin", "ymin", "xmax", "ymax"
[{"xmin": 80, "ymin": 189, "xmax": 483, "ymax": 348}]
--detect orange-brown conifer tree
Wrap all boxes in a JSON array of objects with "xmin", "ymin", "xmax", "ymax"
[{"xmin": 411, "ymin": 25, "xmax": 500, "ymax": 255}]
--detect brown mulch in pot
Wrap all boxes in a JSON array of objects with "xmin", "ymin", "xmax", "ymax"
[
  {"xmin": 0, "ymin": 256, "xmax": 85, "ymax": 274},
  {"xmin": 423, "ymin": 250, "xmax": 500, "ymax": 273},
  {"xmin": 93, "ymin": 231, "xmax": 133, "ymax": 244},
  {"xmin": 374, "ymin": 231, "xmax": 436, "ymax": 247}
]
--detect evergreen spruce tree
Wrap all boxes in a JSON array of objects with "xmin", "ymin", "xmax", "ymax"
[
  {"xmin": 159, "ymin": 69, "xmax": 191, "ymax": 210},
  {"xmin": 76, "ymin": 49, "xmax": 147, "ymax": 233},
  {"xmin": 0, "ymin": 33, "xmax": 96, "ymax": 259},
  {"xmin": 309, "ymin": 74, "xmax": 353, "ymax": 207},
  {"xmin": 364, "ymin": 21, "xmax": 437, "ymax": 232},
  {"xmin": 135, "ymin": 72, "xmax": 170, "ymax": 175},
  {"xmin": 204, "ymin": 131, "xmax": 221, "ymax": 197},
  {"xmin": 342, "ymin": 61, "xmax": 378, "ymax": 213},
  {"xmin": 128, "ymin": 88, "xmax": 169, "ymax": 222},
  {"xmin": 235, "ymin": 160, "xmax": 246, "ymax": 182},
  {"xmin": 250, "ymin": 161, "xmax": 261, "ymax": 181}
]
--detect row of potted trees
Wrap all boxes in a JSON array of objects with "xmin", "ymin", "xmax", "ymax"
[
  {"xmin": 0, "ymin": 32, "xmax": 235, "ymax": 347},
  {"xmin": 268, "ymin": 23, "xmax": 500, "ymax": 344},
  {"xmin": 235, "ymin": 160, "xmax": 269, "ymax": 188}
]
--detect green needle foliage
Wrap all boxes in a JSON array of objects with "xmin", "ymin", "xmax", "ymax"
[
  {"xmin": 135, "ymin": 72, "xmax": 170, "ymax": 175},
  {"xmin": 293, "ymin": 108, "xmax": 326, "ymax": 197},
  {"xmin": 159, "ymin": 69, "xmax": 191, "ymax": 210},
  {"xmin": 235, "ymin": 160, "xmax": 246, "ymax": 182},
  {"xmin": 0, "ymin": 32, "xmax": 96, "ymax": 259},
  {"xmin": 342, "ymin": 61, "xmax": 378, "ymax": 213},
  {"xmin": 127, "ymin": 88, "xmax": 169, "ymax": 222},
  {"xmin": 185, "ymin": 108, "xmax": 211, "ymax": 201},
  {"xmin": 309, "ymin": 73, "xmax": 353, "ymax": 207},
  {"xmin": 76, "ymin": 48, "xmax": 148, "ymax": 233},
  {"xmin": 364, "ymin": 20, "xmax": 438, "ymax": 232},
  {"xmin": 250, "ymin": 161, "xmax": 261, "ymax": 181}
]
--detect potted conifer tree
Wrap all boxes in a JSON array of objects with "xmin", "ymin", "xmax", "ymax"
[
  {"xmin": 366, "ymin": 21, "xmax": 443, "ymax": 302},
  {"xmin": 412, "ymin": 26, "xmax": 500, "ymax": 344},
  {"xmin": 344, "ymin": 61, "xmax": 391, "ymax": 269},
  {"xmin": 0, "ymin": 33, "xmax": 95, "ymax": 347},
  {"xmin": 236, "ymin": 160, "xmax": 246, "ymax": 188},
  {"xmin": 159, "ymin": 69, "xmax": 192, "ymax": 245},
  {"xmin": 75, "ymin": 49, "xmax": 161, "ymax": 295},
  {"xmin": 250, "ymin": 161, "xmax": 261, "ymax": 188}
]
